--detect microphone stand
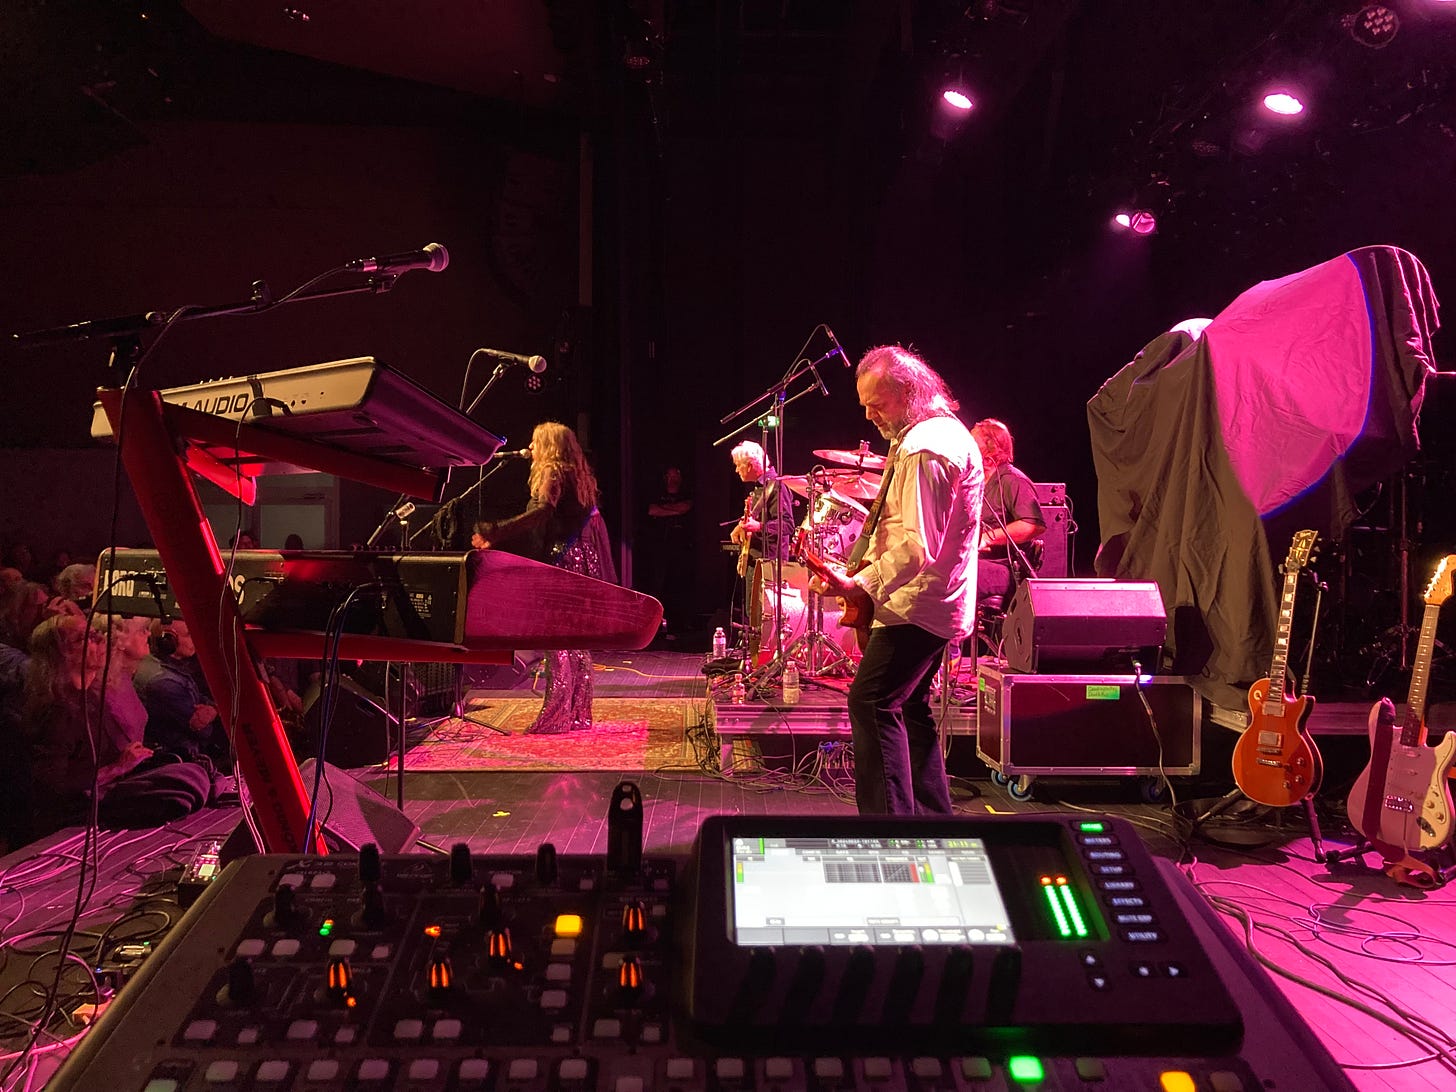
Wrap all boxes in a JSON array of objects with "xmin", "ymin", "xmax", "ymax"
[
  {"xmin": 463, "ymin": 360, "xmax": 514, "ymax": 418},
  {"xmin": 713, "ymin": 334, "xmax": 837, "ymax": 698},
  {"xmin": 407, "ymin": 460, "xmax": 510, "ymax": 548}
]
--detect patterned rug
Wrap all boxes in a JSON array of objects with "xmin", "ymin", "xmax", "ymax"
[{"xmin": 403, "ymin": 697, "xmax": 706, "ymax": 772}]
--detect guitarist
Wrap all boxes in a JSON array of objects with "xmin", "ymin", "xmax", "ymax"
[
  {"xmin": 728, "ymin": 440, "xmax": 797, "ymax": 653},
  {"xmin": 811, "ymin": 346, "xmax": 983, "ymax": 817}
]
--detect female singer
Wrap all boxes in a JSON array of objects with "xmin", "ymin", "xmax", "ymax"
[{"xmin": 472, "ymin": 422, "xmax": 616, "ymax": 733}]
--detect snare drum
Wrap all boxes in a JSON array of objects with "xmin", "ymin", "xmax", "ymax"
[{"xmin": 799, "ymin": 489, "xmax": 868, "ymax": 562}]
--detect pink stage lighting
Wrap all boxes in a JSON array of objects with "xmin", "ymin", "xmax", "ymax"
[
  {"xmin": 941, "ymin": 89, "xmax": 974, "ymax": 112},
  {"xmin": 1263, "ymin": 91, "xmax": 1305, "ymax": 116},
  {"xmin": 1113, "ymin": 211, "xmax": 1157, "ymax": 235}
]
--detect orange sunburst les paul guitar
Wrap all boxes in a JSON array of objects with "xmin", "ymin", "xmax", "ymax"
[
  {"xmin": 1231, "ymin": 529, "xmax": 1324, "ymax": 807},
  {"xmin": 789, "ymin": 528, "xmax": 871, "ymax": 651},
  {"xmin": 1346, "ymin": 554, "xmax": 1456, "ymax": 876}
]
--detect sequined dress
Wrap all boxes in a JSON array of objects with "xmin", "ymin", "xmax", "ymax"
[{"xmin": 475, "ymin": 470, "xmax": 617, "ymax": 734}]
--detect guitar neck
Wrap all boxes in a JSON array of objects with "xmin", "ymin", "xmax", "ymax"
[
  {"xmin": 1401, "ymin": 600, "xmax": 1442, "ymax": 746},
  {"xmin": 1265, "ymin": 564, "xmax": 1301, "ymax": 709}
]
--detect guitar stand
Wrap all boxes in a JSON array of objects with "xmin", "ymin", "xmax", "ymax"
[{"xmin": 1301, "ymin": 796, "xmax": 1373, "ymax": 865}]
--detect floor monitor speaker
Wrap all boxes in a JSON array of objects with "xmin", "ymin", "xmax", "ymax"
[{"xmin": 1004, "ymin": 578, "xmax": 1167, "ymax": 674}]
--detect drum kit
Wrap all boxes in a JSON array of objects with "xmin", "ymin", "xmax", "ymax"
[{"xmin": 751, "ymin": 441, "xmax": 888, "ymax": 677}]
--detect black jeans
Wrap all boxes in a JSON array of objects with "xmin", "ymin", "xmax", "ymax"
[{"xmin": 847, "ymin": 622, "xmax": 954, "ymax": 815}]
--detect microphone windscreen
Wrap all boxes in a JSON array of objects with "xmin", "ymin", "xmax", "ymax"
[{"xmin": 423, "ymin": 243, "xmax": 449, "ymax": 272}]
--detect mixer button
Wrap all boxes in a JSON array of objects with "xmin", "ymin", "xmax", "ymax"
[
  {"xmin": 1074, "ymin": 1057, "xmax": 1106, "ymax": 1081},
  {"xmin": 334, "ymin": 1027, "xmax": 357, "ymax": 1045},
  {"xmin": 540, "ymin": 989, "xmax": 568, "ymax": 1008},
  {"xmin": 254, "ymin": 1060, "xmax": 290, "ymax": 1084},
  {"xmin": 1131, "ymin": 962, "xmax": 1155, "ymax": 978},
  {"xmin": 1086, "ymin": 973, "xmax": 1111, "ymax": 991},
  {"xmin": 143, "ymin": 1081, "xmax": 179, "ymax": 1092},
  {"xmin": 491, "ymin": 872, "xmax": 515, "ymax": 888},
  {"xmin": 433, "ymin": 1018, "xmax": 462, "ymax": 1040},
  {"xmin": 236, "ymin": 1027, "xmax": 259, "ymax": 1045},
  {"xmin": 408, "ymin": 1059, "xmax": 441, "ymax": 1080},
  {"xmin": 394, "ymin": 1018, "xmax": 424, "ymax": 1040},
  {"xmin": 593, "ymin": 1018, "xmax": 623, "ymax": 1039},
  {"xmin": 1077, "ymin": 950, "xmax": 1103, "ymax": 969},
  {"xmin": 507, "ymin": 1058, "xmax": 539, "ymax": 1080},
  {"xmin": 235, "ymin": 939, "xmax": 265, "ymax": 958},
  {"xmin": 551, "ymin": 938, "xmax": 577, "ymax": 957},
  {"xmin": 183, "ymin": 1019, "xmax": 217, "ymax": 1042},
  {"xmin": 552, "ymin": 1025, "xmax": 573, "ymax": 1043},
  {"xmin": 1158, "ymin": 1072, "xmax": 1195, "ymax": 1092},
  {"xmin": 1119, "ymin": 929, "xmax": 1165, "ymax": 943},
  {"xmin": 271, "ymin": 939, "xmax": 300, "ymax": 957},
  {"xmin": 909, "ymin": 1057, "xmax": 942, "ymax": 1079},
  {"xmin": 862, "ymin": 1057, "xmax": 893, "ymax": 1081},
  {"xmin": 957, "ymin": 1057, "xmax": 993, "ymax": 1081},
  {"xmin": 665, "ymin": 1058, "xmax": 696, "ymax": 1080},
  {"xmin": 370, "ymin": 944, "xmax": 391, "ymax": 960},
  {"xmin": 1114, "ymin": 913, "xmax": 1156, "ymax": 926},
  {"xmin": 203, "ymin": 1060, "xmax": 239, "ymax": 1083},
  {"xmin": 356, "ymin": 1058, "xmax": 390, "ymax": 1082},
  {"xmin": 715, "ymin": 1057, "xmax": 746, "ymax": 1081},
  {"xmin": 651, "ymin": 903, "xmax": 668, "ymax": 919},
  {"xmin": 309, "ymin": 873, "xmax": 336, "ymax": 889},
  {"xmin": 1160, "ymin": 962, "xmax": 1188, "ymax": 979},
  {"xmin": 579, "ymin": 876, "xmax": 596, "ymax": 891},
  {"xmin": 1208, "ymin": 1071, "xmax": 1246, "ymax": 1091},
  {"xmin": 812, "ymin": 1057, "xmax": 844, "ymax": 1082},
  {"xmin": 1107, "ymin": 896, "xmax": 1147, "ymax": 908},
  {"xmin": 328, "ymin": 939, "xmax": 357, "ymax": 957},
  {"xmin": 640, "ymin": 1022, "xmax": 663, "ymax": 1043},
  {"xmin": 1085, "ymin": 850, "xmax": 1126, "ymax": 861},
  {"xmin": 546, "ymin": 962, "xmax": 572, "ymax": 981},
  {"xmin": 615, "ymin": 1077, "xmax": 645, "ymax": 1092},
  {"xmin": 559, "ymin": 1058, "xmax": 590, "ymax": 1081},
  {"xmin": 304, "ymin": 1059, "xmax": 339, "ymax": 1082},
  {"xmin": 764, "ymin": 1057, "xmax": 794, "ymax": 1080},
  {"xmin": 653, "ymin": 877, "xmax": 671, "ymax": 892},
  {"xmin": 285, "ymin": 1019, "xmax": 318, "ymax": 1040},
  {"xmin": 1098, "ymin": 878, "xmax": 1139, "ymax": 891}
]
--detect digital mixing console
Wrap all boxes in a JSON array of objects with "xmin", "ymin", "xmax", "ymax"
[{"xmin": 50, "ymin": 807, "xmax": 1352, "ymax": 1090}]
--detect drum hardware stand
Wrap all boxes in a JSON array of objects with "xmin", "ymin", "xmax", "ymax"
[
  {"xmin": 785, "ymin": 466, "xmax": 854, "ymax": 678},
  {"xmin": 713, "ymin": 326, "xmax": 843, "ymax": 696}
]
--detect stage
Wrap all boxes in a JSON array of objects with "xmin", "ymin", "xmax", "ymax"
[{"xmin": 3, "ymin": 651, "xmax": 1454, "ymax": 1090}]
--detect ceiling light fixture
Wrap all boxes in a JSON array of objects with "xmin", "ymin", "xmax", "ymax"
[
  {"xmin": 1262, "ymin": 91, "xmax": 1305, "ymax": 116},
  {"xmin": 1344, "ymin": 5, "xmax": 1400, "ymax": 48}
]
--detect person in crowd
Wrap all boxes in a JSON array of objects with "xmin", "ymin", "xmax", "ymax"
[
  {"xmin": 24, "ymin": 614, "xmax": 209, "ymax": 835},
  {"xmin": 53, "ymin": 562, "xmax": 96, "ymax": 606},
  {"xmin": 970, "ymin": 418, "xmax": 1046, "ymax": 602},
  {"xmin": 812, "ymin": 346, "xmax": 983, "ymax": 815},
  {"xmin": 645, "ymin": 465, "xmax": 695, "ymax": 640},
  {"xmin": 471, "ymin": 422, "xmax": 616, "ymax": 733},
  {"xmin": 99, "ymin": 614, "xmax": 152, "ymax": 745},
  {"xmin": 133, "ymin": 617, "xmax": 230, "ymax": 765}
]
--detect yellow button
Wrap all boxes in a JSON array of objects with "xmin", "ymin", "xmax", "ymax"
[
  {"xmin": 554, "ymin": 914, "xmax": 584, "ymax": 938},
  {"xmin": 1160, "ymin": 1072, "xmax": 1196, "ymax": 1092}
]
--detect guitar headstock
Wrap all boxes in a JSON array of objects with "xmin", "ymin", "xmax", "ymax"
[
  {"xmin": 1424, "ymin": 554, "xmax": 1456, "ymax": 607},
  {"xmin": 1285, "ymin": 529, "xmax": 1319, "ymax": 572}
]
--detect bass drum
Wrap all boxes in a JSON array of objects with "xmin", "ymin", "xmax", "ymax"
[
  {"xmin": 798, "ymin": 489, "xmax": 868, "ymax": 563},
  {"xmin": 757, "ymin": 562, "xmax": 862, "ymax": 672}
]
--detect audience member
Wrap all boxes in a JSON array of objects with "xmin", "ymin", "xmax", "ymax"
[{"xmin": 134, "ymin": 618, "xmax": 230, "ymax": 765}]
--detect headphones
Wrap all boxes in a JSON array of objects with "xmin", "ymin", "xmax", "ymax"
[{"xmin": 150, "ymin": 617, "xmax": 178, "ymax": 658}]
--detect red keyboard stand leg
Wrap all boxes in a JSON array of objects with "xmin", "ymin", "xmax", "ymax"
[{"xmin": 99, "ymin": 389, "xmax": 323, "ymax": 853}]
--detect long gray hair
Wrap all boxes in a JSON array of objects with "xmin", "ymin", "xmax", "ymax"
[{"xmin": 856, "ymin": 345, "xmax": 958, "ymax": 423}]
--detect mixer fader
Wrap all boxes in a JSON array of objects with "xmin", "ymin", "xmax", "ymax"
[{"xmin": 50, "ymin": 809, "xmax": 1352, "ymax": 1090}]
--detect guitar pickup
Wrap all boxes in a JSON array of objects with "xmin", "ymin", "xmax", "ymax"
[{"xmin": 1382, "ymin": 796, "xmax": 1415, "ymax": 814}]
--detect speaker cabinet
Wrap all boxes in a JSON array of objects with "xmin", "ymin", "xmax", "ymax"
[
  {"xmin": 1037, "ymin": 504, "xmax": 1071, "ymax": 579},
  {"xmin": 1004, "ymin": 578, "xmax": 1166, "ymax": 674},
  {"xmin": 220, "ymin": 759, "xmax": 420, "ymax": 862},
  {"xmin": 302, "ymin": 676, "xmax": 399, "ymax": 768}
]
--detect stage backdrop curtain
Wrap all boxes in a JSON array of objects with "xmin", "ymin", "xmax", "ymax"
[{"xmin": 1087, "ymin": 246, "xmax": 1439, "ymax": 709}]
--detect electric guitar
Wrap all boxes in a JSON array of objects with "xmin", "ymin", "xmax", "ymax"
[
  {"xmin": 735, "ymin": 497, "xmax": 753, "ymax": 579},
  {"xmin": 1346, "ymin": 554, "xmax": 1456, "ymax": 865},
  {"xmin": 1231, "ymin": 530, "xmax": 1324, "ymax": 807},
  {"xmin": 789, "ymin": 528, "xmax": 871, "ymax": 650}
]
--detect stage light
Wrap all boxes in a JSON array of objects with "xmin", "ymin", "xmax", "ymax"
[
  {"xmin": 941, "ymin": 88, "xmax": 975, "ymax": 112},
  {"xmin": 1345, "ymin": 4, "xmax": 1400, "ymax": 48},
  {"xmin": 1112, "ymin": 210, "xmax": 1157, "ymax": 235},
  {"xmin": 1262, "ymin": 91, "xmax": 1305, "ymax": 116}
]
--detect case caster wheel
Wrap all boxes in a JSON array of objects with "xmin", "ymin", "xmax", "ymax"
[
  {"xmin": 990, "ymin": 770, "xmax": 1010, "ymax": 788},
  {"xmin": 1138, "ymin": 776, "xmax": 1169, "ymax": 804},
  {"xmin": 1008, "ymin": 774, "xmax": 1036, "ymax": 802}
]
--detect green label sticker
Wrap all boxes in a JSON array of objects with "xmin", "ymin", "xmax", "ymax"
[{"xmin": 1085, "ymin": 684, "xmax": 1121, "ymax": 700}]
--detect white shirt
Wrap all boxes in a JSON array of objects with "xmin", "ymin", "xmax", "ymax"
[{"xmin": 854, "ymin": 415, "xmax": 983, "ymax": 639}]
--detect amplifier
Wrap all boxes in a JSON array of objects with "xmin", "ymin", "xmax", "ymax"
[
  {"xmin": 1003, "ymin": 578, "xmax": 1166, "ymax": 674},
  {"xmin": 93, "ymin": 548, "xmax": 469, "ymax": 645},
  {"xmin": 1033, "ymin": 481, "xmax": 1066, "ymax": 506},
  {"xmin": 976, "ymin": 664, "xmax": 1202, "ymax": 778},
  {"xmin": 1036, "ymin": 504, "xmax": 1071, "ymax": 579}
]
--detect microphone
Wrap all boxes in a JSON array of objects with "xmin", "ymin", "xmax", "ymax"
[
  {"xmin": 476, "ymin": 347, "xmax": 548, "ymax": 373},
  {"xmin": 345, "ymin": 243, "xmax": 450, "ymax": 275},
  {"xmin": 491, "ymin": 448, "xmax": 533, "ymax": 460},
  {"xmin": 825, "ymin": 326, "xmax": 852, "ymax": 366}
]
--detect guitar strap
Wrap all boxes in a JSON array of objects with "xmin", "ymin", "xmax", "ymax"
[{"xmin": 846, "ymin": 442, "xmax": 899, "ymax": 569}]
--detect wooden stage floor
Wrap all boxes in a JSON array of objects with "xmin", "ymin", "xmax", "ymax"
[{"xmin": 3, "ymin": 651, "xmax": 1454, "ymax": 1090}]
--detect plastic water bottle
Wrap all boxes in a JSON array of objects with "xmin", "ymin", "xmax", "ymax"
[
  {"xmin": 712, "ymin": 626, "xmax": 728, "ymax": 661},
  {"xmin": 781, "ymin": 661, "xmax": 801, "ymax": 705},
  {"xmin": 730, "ymin": 673, "xmax": 747, "ymax": 704}
]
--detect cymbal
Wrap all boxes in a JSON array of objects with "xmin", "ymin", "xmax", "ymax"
[
  {"xmin": 814, "ymin": 446, "xmax": 888, "ymax": 470},
  {"xmin": 831, "ymin": 473, "xmax": 881, "ymax": 501},
  {"xmin": 781, "ymin": 469, "xmax": 882, "ymax": 501}
]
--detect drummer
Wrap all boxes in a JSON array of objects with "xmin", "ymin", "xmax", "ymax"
[{"xmin": 729, "ymin": 440, "xmax": 798, "ymax": 574}]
